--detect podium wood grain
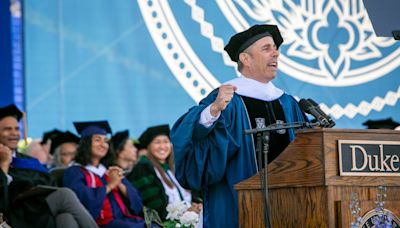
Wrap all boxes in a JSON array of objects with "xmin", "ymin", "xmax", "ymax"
[{"xmin": 235, "ymin": 128, "xmax": 400, "ymax": 228}]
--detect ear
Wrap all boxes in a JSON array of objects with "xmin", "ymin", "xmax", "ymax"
[{"xmin": 238, "ymin": 52, "xmax": 250, "ymax": 66}]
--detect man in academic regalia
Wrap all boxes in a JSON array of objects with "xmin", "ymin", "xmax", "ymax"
[
  {"xmin": 0, "ymin": 104, "xmax": 98, "ymax": 228},
  {"xmin": 171, "ymin": 24, "xmax": 308, "ymax": 227}
]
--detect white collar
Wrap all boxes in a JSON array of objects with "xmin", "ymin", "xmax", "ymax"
[
  {"xmin": 85, "ymin": 164, "xmax": 107, "ymax": 177},
  {"xmin": 224, "ymin": 76, "xmax": 284, "ymax": 101}
]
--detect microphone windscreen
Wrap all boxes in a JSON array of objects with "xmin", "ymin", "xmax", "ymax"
[
  {"xmin": 299, "ymin": 99, "xmax": 313, "ymax": 113},
  {"xmin": 307, "ymin": 98, "xmax": 336, "ymax": 128},
  {"xmin": 307, "ymin": 98, "xmax": 319, "ymax": 107}
]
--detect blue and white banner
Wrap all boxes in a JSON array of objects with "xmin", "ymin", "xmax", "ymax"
[{"xmin": 24, "ymin": 0, "xmax": 400, "ymax": 138}]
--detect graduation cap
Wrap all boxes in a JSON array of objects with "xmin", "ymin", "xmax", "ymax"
[
  {"xmin": 138, "ymin": 124, "xmax": 170, "ymax": 149},
  {"xmin": 0, "ymin": 104, "xmax": 23, "ymax": 121},
  {"xmin": 40, "ymin": 129, "xmax": 63, "ymax": 145},
  {"xmin": 49, "ymin": 131, "xmax": 80, "ymax": 154},
  {"xmin": 73, "ymin": 120, "xmax": 112, "ymax": 138},
  {"xmin": 110, "ymin": 130, "xmax": 129, "ymax": 151},
  {"xmin": 132, "ymin": 139, "xmax": 143, "ymax": 150},
  {"xmin": 362, "ymin": 118, "xmax": 400, "ymax": 129},
  {"xmin": 224, "ymin": 24, "xmax": 284, "ymax": 62}
]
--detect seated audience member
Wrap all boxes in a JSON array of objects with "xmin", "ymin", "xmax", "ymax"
[
  {"xmin": 51, "ymin": 131, "xmax": 79, "ymax": 169},
  {"xmin": 0, "ymin": 105, "xmax": 35, "ymax": 160},
  {"xmin": 127, "ymin": 125, "xmax": 202, "ymax": 221},
  {"xmin": 136, "ymin": 132, "xmax": 148, "ymax": 158},
  {"xmin": 110, "ymin": 130, "xmax": 138, "ymax": 172},
  {"xmin": 63, "ymin": 121, "xmax": 145, "ymax": 227},
  {"xmin": 0, "ymin": 104, "xmax": 97, "ymax": 228},
  {"xmin": 26, "ymin": 140, "xmax": 51, "ymax": 167},
  {"xmin": 41, "ymin": 129, "xmax": 63, "ymax": 153},
  {"xmin": 40, "ymin": 129, "xmax": 63, "ymax": 165}
]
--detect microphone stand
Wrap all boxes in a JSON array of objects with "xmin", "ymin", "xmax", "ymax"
[{"xmin": 244, "ymin": 121, "xmax": 319, "ymax": 228}]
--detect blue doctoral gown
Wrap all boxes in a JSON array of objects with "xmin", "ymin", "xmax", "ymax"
[
  {"xmin": 171, "ymin": 90, "xmax": 307, "ymax": 228},
  {"xmin": 63, "ymin": 165, "xmax": 145, "ymax": 228}
]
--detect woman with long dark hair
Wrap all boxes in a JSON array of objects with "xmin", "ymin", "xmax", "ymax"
[
  {"xmin": 109, "ymin": 130, "xmax": 138, "ymax": 173},
  {"xmin": 63, "ymin": 121, "xmax": 145, "ymax": 227},
  {"xmin": 126, "ymin": 124, "xmax": 202, "ymax": 221}
]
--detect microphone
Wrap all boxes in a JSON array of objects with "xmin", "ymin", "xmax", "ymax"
[
  {"xmin": 299, "ymin": 99, "xmax": 333, "ymax": 128},
  {"xmin": 307, "ymin": 99, "xmax": 335, "ymax": 128}
]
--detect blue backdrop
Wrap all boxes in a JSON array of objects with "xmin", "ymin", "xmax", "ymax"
[
  {"xmin": 0, "ymin": 0, "xmax": 14, "ymax": 107},
  {"xmin": 23, "ymin": 0, "xmax": 400, "ymax": 138}
]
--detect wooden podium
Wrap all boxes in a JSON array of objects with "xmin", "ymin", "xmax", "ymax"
[{"xmin": 235, "ymin": 128, "xmax": 400, "ymax": 227}]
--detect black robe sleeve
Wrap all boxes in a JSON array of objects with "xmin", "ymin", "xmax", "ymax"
[
  {"xmin": 7, "ymin": 168, "xmax": 55, "ymax": 228},
  {"xmin": 0, "ymin": 170, "xmax": 9, "ymax": 216}
]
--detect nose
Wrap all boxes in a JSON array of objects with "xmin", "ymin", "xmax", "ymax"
[
  {"xmin": 11, "ymin": 128, "xmax": 20, "ymax": 136},
  {"xmin": 161, "ymin": 142, "xmax": 171, "ymax": 150},
  {"xmin": 272, "ymin": 48, "xmax": 279, "ymax": 57},
  {"xmin": 101, "ymin": 140, "xmax": 109, "ymax": 149}
]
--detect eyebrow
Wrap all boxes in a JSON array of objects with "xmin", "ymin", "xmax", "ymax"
[
  {"xmin": 93, "ymin": 135, "xmax": 105, "ymax": 140},
  {"xmin": 261, "ymin": 43, "xmax": 276, "ymax": 49},
  {"xmin": 2, "ymin": 125, "xmax": 19, "ymax": 130}
]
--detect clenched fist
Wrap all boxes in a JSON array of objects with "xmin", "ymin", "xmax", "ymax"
[{"xmin": 210, "ymin": 84, "xmax": 237, "ymax": 117}]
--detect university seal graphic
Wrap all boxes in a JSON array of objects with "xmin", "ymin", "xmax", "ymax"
[
  {"xmin": 359, "ymin": 209, "xmax": 400, "ymax": 227},
  {"xmin": 138, "ymin": 0, "xmax": 400, "ymax": 120}
]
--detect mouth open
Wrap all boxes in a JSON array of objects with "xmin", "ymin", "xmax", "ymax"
[{"xmin": 268, "ymin": 62, "xmax": 278, "ymax": 70}]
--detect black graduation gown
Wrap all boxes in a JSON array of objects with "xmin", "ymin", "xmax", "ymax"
[
  {"xmin": 0, "ymin": 170, "xmax": 9, "ymax": 217},
  {"xmin": 6, "ymin": 166, "xmax": 56, "ymax": 228},
  {"xmin": 241, "ymin": 96, "xmax": 290, "ymax": 165}
]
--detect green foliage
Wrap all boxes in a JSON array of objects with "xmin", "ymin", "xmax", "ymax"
[{"xmin": 143, "ymin": 206, "xmax": 163, "ymax": 228}]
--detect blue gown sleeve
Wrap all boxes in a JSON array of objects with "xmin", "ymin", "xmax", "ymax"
[
  {"xmin": 121, "ymin": 178, "xmax": 142, "ymax": 214},
  {"xmin": 63, "ymin": 166, "xmax": 107, "ymax": 218},
  {"xmin": 171, "ymin": 91, "xmax": 245, "ymax": 190},
  {"xmin": 11, "ymin": 157, "xmax": 48, "ymax": 173}
]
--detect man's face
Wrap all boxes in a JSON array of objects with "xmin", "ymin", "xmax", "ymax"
[
  {"xmin": 0, "ymin": 116, "xmax": 20, "ymax": 151},
  {"xmin": 245, "ymin": 36, "xmax": 280, "ymax": 83},
  {"xmin": 60, "ymin": 142, "xmax": 77, "ymax": 166}
]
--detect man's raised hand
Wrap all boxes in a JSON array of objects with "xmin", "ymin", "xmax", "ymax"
[{"xmin": 210, "ymin": 84, "xmax": 237, "ymax": 117}]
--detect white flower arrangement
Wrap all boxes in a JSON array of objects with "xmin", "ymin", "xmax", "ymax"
[
  {"xmin": 163, "ymin": 201, "xmax": 199, "ymax": 228},
  {"xmin": 179, "ymin": 211, "xmax": 199, "ymax": 226}
]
